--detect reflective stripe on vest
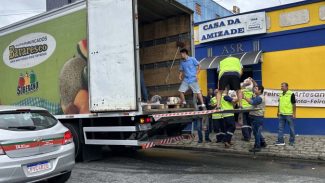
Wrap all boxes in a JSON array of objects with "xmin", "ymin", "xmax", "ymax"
[
  {"xmin": 221, "ymin": 95, "xmax": 234, "ymax": 117},
  {"xmin": 210, "ymin": 97, "xmax": 223, "ymax": 119},
  {"xmin": 279, "ymin": 90, "xmax": 294, "ymax": 115},
  {"xmin": 241, "ymin": 89, "xmax": 253, "ymax": 109},
  {"xmin": 218, "ymin": 57, "xmax": 242, "ymax": 79},
  {"xmin": 212, "ymin": 113, "xmax": 223, "ymax": 119}
]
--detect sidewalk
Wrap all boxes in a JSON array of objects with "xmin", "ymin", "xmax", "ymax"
[{"xmin": 160, "ymin": 130, "xmax": 325, "ymax": 161}]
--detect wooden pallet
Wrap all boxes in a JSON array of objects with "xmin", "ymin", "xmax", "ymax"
[
  {"xmin": 166, "ymin": 104, "xmax": 181, "ymax": 109},
  {"xmin": 142, "ymin": 104, "xmax": 165, "ymax": 110}
]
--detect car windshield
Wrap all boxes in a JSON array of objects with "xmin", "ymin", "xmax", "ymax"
[{"xmin": 0, "ymin": 110, "xmax": 58, "ymax": 131}]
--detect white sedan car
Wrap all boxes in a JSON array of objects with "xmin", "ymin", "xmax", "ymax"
[{"xmin": 0, "ymin": 106, "xmax": 75, "ymax": 183}]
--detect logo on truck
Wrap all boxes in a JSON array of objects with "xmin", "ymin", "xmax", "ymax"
[
  {"xmin": 3, "ymin": 33, "xmax": 56, "ymax": 69},
  {"xmin": 17, "ymin": 70, "xmax": 39, "ymax": 95}
]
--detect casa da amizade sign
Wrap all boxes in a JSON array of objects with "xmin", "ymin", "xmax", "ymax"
[{"xmin": 198, "ymin": 12, "xmax": 267, "ymax": 44}]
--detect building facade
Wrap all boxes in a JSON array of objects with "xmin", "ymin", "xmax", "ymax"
[
  {"xmin": 195, "ymin": 0, "xmax": 325, "ymax": 135},
  {"xmin": 176, "ymin": 0, "xmax": 232, "ymax": 22},
  {"xmin": 46, "ymin": 0, "xmax": 80, "ymax": 11}
]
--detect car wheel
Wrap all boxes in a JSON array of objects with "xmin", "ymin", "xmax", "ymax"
[
  {"xmin": 48, "ymin": 171, "xmax": 71, "ymax": 183},
  {"xmin": 63, "ymin": 123, "xmax": 82, "ymax": 161}
]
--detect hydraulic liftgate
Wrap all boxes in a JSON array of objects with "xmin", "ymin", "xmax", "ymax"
[
  {"xmin": 82, "ymin": 108, "xmax": 260, "ymax": 148},
  {"xmin": 140, "ymin": 108, "xmax": 261, "ymax": 149}
]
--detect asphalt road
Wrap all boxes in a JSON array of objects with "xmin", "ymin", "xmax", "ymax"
[{"xmin": 67, "ymin": 148, "xmax": 325, "ymax": 183}]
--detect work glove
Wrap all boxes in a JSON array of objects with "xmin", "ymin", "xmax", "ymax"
[{"xmin": 223, "ymin": 96, "xmax": 233, "ymax": 102}]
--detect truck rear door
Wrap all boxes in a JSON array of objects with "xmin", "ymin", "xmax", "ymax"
[{"xmin": 87, "ymin": 0, "xmax": 138, "ymax": 112}]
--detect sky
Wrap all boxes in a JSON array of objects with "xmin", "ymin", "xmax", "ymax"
[
  {"xmin": 0, "ymin": 0, "xmax": 306, "ymax": 28},
  {"xmin": 215, "ymin": 0, "xmax": 305, "ymax": 13},
  {"xmin": 0, "ymin": 0, "xmax": 46, "ymax": 28}
]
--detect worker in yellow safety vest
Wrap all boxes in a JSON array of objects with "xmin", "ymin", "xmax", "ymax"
[
  {"xmin": 210, "ymin": 89, "xmax": 225, "ymax": 143},
  {"xmin": 275, "ymin": 82, "xmax": 297, "ymax": 146},
  {"xmin": 240, "ymin": 78, "xmax": 255, "ymax": 141},
  {"xmin": 220, "ymin": 88, "xmax": 238, "ymax": 148},
  {"xmin": 216, "ymin": 57, "xmax": 243, "ymax": 111}
]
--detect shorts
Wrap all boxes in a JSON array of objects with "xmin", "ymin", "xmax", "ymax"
[
  {"xmin": 178, "ymin": 81, "xmax": 201, "ymax": 94},
  {"xmin": 218, "ymin": 74, "xmax": 240, "ymax": 90}
]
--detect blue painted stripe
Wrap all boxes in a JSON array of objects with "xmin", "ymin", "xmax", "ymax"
[
  {"xmin": 196, "ymin": 24, "xmax": 325, "ymax": 57},
  {"xmin": 264, "ymin": 118, "xmax": 325, "ymax": 135}
]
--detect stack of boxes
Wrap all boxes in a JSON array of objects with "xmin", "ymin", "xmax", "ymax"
[{"xmin": 139, "ymin": 15, "xmax": 191, "ymax": 98}]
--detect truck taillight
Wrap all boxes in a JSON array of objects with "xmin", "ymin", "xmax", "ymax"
[
  {"xmin": 145, "ymin": 117, "xmax": 152, "ymax": 123},
  {"xmin": 0, "ymin": 145, "xmax": 5, "ymax": 155},
  {"xmin": 62, "ymin": 131, "xmax": 73, "ymax": 145},
  {"xmin": 140, "ymin": 117, "xmax": 152, "ymax": 124}
]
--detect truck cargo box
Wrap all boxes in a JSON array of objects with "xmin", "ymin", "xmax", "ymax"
[{"xmin": 0, "ymin": 0, "xmax": 194, "ymax": 117}]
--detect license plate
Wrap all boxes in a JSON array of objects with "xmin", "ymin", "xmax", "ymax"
[
  {"xmin": 27, "ymin": 161, "xmax": 51, "ymax": 174},
  {"xmin": 138, "ymin": 123, "xmax": 152, "ymax": 131}
]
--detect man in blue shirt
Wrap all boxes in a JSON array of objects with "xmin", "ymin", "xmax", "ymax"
[{"xmin": 178, "ymin": 48, "xmax": 205, "ymax": 109}]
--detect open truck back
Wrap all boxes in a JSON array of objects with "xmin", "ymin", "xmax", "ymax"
[{"xmin": 0, "ymin": 0, "xmax": 199, "ymax": 161}]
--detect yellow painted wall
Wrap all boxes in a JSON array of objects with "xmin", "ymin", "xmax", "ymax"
[
  {"xmin": 263, "ymin": 46, "xmax": 325, "ymax": 118},
  {"xmin": 194, "ymin": 26, "xmax": 200, "ymax": 45},
  {"xmin": 198, "ymin": 70, "xmax": 208, "ymax": 96},
  {"xmin": 267, "ymin": 1, "xmax": 325, "ymax": 33},
  {"xmin": 195, "ymin": 1, "xmax": 325, "ymax": 105}
]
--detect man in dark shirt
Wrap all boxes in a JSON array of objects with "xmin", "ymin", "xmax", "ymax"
[
  {"xmin": 205, "ymin": 88, "xmax": 214, "ymax": 132},
  {"xmin": 205, "ymin": 88, "xmax": 214, "ymax": 110}
]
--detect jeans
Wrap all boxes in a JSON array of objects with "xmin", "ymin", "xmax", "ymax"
[
  {"xmin": 250, "ymin": 115, "xmax": 265, "ymax": 148},
  {"xmin": 277, "ymin": 115, "xmax": 295, "ymax": 143},
  {"xmin": 213, "ymin": 118, "xmax": 225, "ymax": 142},
  {"xmin": 195, "ymin": 118, "xmax": 210, "ymax": 142},
  {"xmin": 241, "ymin": 112, "xmax": 252, "ymax": 140},
  {"xmin": 209, "ymin": 117, "xmax": 213, "ymax": 133},
  {"xmin": 223, "ymin": 116, "xmax": 236, "ymax": 143}
]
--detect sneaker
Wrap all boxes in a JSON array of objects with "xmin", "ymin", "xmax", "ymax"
[
  {"xmin": 274, "ymin": 142, "xmax": 285, "ymax": 146},
  {"xmin": 205, "ymin": 139, "xmax": 212, "ymax": 143},
  {"xmin": 289, "ymin": 142, "xmax": 295, "ymax": 146},
  {"xmin": 224, "ymin": 142, "xmax": 231, "ymax": 148},
  {"xmin": 261, "ymin": 142, "xmax": 267, "ymax": 148},
  {"xmin": 197, "ymin": 140, "xmax": 202, "ymax": 144},
  {"xmin": 198, "ymin": 104, "xmax": 207, "ymax": 110},
  {"xmin": 249, "ymin": 147, "xmax": 261, "ymax": 152},
  {"xmin": 180, "ymin": 102, "xmax": 187, "ymax": 108}
]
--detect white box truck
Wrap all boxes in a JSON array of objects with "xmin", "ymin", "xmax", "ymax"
[{"xmin": 0, "ymin": 0, "xmax": 202, "ymax": 161}]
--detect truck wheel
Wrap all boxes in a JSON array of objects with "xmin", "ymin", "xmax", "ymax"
[{"xmin": 64, "ymin": 123, "xmax": 82, "ymax": 161}]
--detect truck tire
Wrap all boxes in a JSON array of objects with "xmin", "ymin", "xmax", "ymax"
[
  {"xmin": 63, "ymin": 123, "xmax": 82, "ymax": 161},
  {"xmin": 48, "ymin": 171, "xmax": 71, "ymax": 183}
]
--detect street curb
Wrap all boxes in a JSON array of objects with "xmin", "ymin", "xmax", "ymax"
[{"xmin": 157, "ymin": 144, "xmax": 325, "ymax": 162}]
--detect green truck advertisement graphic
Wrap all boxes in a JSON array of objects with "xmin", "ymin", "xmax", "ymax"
[{"xmin": 0, "ymin": 10, "xmax": 89, "ymax": 115}]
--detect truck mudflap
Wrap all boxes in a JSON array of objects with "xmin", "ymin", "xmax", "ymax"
[{"xmin": 141, "ymin": 134, "xmax": 195, "ymax": 149}]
